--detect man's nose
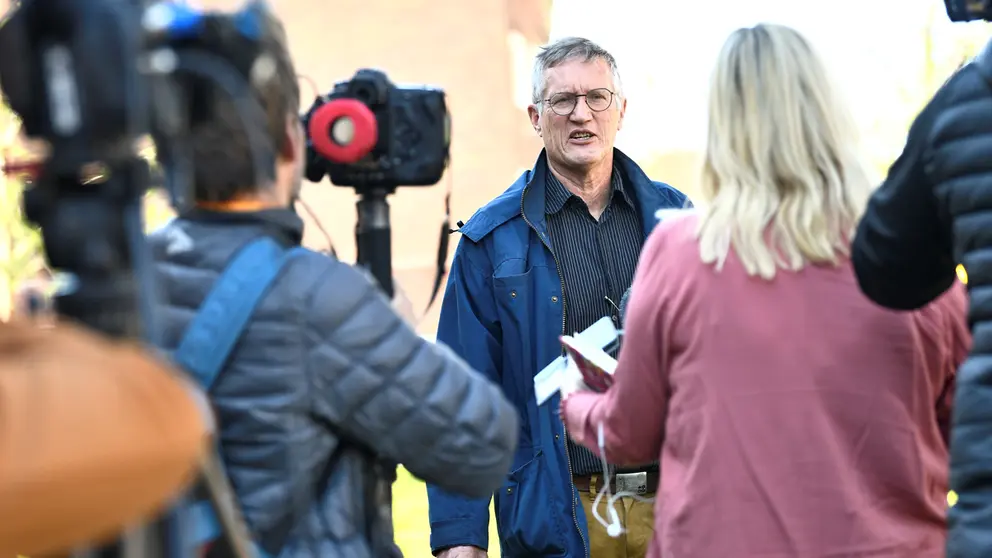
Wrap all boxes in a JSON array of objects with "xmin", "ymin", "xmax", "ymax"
[{"xmin": 570, "ymin": 100, "xmax": 593, "ymax": 122}]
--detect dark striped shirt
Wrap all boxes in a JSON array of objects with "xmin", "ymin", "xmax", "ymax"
[{"xmin": 545, "ymin": 167, "xmax": 658, "ymax": 476}]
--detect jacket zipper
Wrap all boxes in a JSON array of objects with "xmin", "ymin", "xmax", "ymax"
[{"xmin": 520, "ymin": 186, "xmax": 589, "ymax": 558}]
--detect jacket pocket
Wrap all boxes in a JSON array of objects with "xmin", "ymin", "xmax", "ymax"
[
  {"xmin": 494, "ymin": 450, "xmax": 568, "ymax": 557},
  {"xmin": 493, "ymin": 266, "xmax": 542, "ymax": 326},
  {"xmin": 493, "ymin": 266, "xmax": 553, "ymax": 380}
]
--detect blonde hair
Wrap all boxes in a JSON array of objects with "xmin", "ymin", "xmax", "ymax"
[{"xmin": 696, "ymin": 24, "xmax": 872, "ymax": 280}]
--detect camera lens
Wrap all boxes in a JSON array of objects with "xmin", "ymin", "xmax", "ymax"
[{"xmin": 331, "ymin": 117, "xmax": 355, "ymax": 146}]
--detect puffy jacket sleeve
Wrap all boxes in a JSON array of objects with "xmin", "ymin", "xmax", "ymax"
[
  {"xmin": 303, "ymin": 256, "xmax": 518, "ymax": 501},
  {"xmin": 427, "ymin": 237, "xmax": 506, "ymax": 554},
  {"xmin": 851, "ymin": 72, "xmax": 958, "ymax": 311}
]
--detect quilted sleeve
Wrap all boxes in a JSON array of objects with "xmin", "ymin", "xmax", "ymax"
[
  {"xmin": 851, "ymin": 69, "xmax": 958, "ymax": 311},
  {"xmin": 304, "ymin": 259, "xmax": 518, "ymax": 498}
]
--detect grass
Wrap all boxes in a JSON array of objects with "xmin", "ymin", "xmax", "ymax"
[{"xmin": 393, "ymin": 467, "xmax": 500, "ymax": 558}]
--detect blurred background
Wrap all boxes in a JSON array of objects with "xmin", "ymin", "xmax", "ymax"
[{"xmin": 1, "ymin": 0, "xmax": 989, "ymax": 556}]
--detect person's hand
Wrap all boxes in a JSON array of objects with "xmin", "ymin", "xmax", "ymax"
[
  {"xmin": 559, "ymin": 355, "xmax": 590, "ymax": 400},
  {"xmin": 436, "ymin": 546, "xmax": 488, "ymax": 558}
]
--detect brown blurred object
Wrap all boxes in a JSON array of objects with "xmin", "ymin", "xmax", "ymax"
[{"xmin": 0, "ymin": 319, "xmax": 211, "ymax": 558}]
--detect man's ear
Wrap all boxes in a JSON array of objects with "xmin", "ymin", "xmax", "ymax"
[
  {"xmin": 279, "ymin": 116, "xmax": 303, "ymax": 162},
  {"xmin": 528, "ymin": 104, "xmax": 543, "ymax": 137},
  {"xmin": 617, "ymin": 96, "xmax": 627, "ymax": 132}
]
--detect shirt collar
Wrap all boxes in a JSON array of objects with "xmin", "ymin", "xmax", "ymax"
[{"xmin": 544, "ymin": 166, "xmax": 633, "ymax": 215}]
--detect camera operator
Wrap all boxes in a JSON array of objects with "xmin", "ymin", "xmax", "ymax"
[
  {"xmin": 0, "ymin": 318, "xmax": 210, "ymax": 558},
  {"xmin": 147, "ymin": 8, "xmax": 518, "ymax": 557},
  {"xmin": 850, "ymin": 2, "xmax": 992, "ymax": 556}
]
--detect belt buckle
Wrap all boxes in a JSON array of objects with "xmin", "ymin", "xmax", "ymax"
[{"xmin": 615, "ymin": 472, "xmax": 648, "ymax": 495}]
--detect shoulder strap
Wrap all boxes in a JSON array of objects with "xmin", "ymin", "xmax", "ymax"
[
  {"xmin": 174, "ymin": 236, "xmax": 305, "ymax": 390},
  {"xmin": 174, "ymin": 236, "xmax": 308, "ymax": 558}
]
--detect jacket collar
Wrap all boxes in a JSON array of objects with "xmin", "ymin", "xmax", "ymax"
[
  {"xmin": 458, "ymin": 148, "xmax": 681, "ymax": 243},
  {"xmin": 544, "ymin": 165, "xmax": 634, "ymax": 215},
  {"xmin": 521, "ymin": 148, "xmax": 669, "ymax": 241}
]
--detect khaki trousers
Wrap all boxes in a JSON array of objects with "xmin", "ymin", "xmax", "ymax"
[{"xmin": 578, "ymin": 483, "xmax": 655, "ymax": 557}]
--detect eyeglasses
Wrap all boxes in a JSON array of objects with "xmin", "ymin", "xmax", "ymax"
[{"xmin": 543, "ymin": 88, "xmax": 615, "ymax": 116}]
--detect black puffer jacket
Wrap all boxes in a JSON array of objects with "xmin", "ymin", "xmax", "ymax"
[
  {"xmin": 148, "ymin": 208, "xmax": 519, "ymax": 558},
  {"xmin": 852, "ymin": 39, "xmax": 992, "ymax": 558}
]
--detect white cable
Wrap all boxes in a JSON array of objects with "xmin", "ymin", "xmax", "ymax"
[
  {"xmin": 592, "ymin": 422, "xmax": 657, "ymax": 538},
  {"xmin": 591, "ymin": 422, "xmax": 615, "ymax": 533}
]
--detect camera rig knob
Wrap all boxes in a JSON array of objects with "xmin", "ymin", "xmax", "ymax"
[{"xmin": 307, "ymin": 99, "xmax": 378, "ymax": 164}]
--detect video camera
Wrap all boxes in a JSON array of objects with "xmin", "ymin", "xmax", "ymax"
[
  {"xmin": 945, "ymin": 0, "xmax": 992, "ymax": 21},
  {"xmin": 303, "ymin": 68, "xmax": 450, "ymax": 189},
  {"xmin": 300, "ymin": 68, "xmax": 452, "ymax": 299}
]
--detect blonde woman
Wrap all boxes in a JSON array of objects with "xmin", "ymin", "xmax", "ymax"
[{"xmin": 559, "ymin": 24, "xmax": 970, "ymax": 557}]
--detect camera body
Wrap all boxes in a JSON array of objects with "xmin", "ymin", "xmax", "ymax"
[
  {"xmin": 945, "ymin": 0, "xmax": 992, "ymax": 21},
  {"xmin": 302, "ymin": 68, "xmax": 450, "ymax": 190}
]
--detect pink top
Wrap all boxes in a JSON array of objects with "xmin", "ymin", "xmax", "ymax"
[{"xmin": 561, "ymin": 214, "xmax": 970, "ymax": 558}]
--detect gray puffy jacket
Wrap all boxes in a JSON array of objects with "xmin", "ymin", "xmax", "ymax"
[{"xmin": 148, "ymin": 209, "xmax": 519, "ymax": 557}]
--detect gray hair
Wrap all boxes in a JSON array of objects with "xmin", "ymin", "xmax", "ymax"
[{"xmin": 531, "ymin": 37, "xmax": 623, "ymax": 104}]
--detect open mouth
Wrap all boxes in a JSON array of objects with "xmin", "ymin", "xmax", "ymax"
[{"xmin": 570, "ymin": 130, "xmax": 594, "ymax": 141}]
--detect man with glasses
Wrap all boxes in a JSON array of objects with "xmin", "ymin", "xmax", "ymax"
[{"xmin": 427, "ymin": 37, "xmax": 691, "ymax": 558}]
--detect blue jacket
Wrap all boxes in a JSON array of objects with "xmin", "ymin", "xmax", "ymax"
[{"xmin": 427, "ymin": 149, "xmax": 690, "ymax": 557}]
